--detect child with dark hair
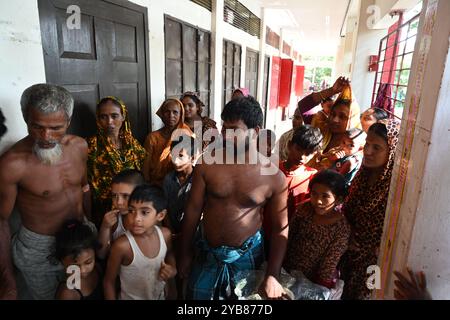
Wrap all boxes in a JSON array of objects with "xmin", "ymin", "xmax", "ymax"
[
  {"xmin": 263, "ymin": 125, "xmax": 322, "ymax": 255},
  {"xmin": 54, "ymin": 219, "xmax": 103, "ymax": 300},
  {"xmin": 360, "ymin": 107, "xmax": 389, "ymax": 133},
  {"xmin": 333, "ymin": 128, "xmax": 366, "ymax": 187},
  {"xmin": 97, "ymin": 169, "xmax": 145, "ymax": 259},
  {"xmin": 163, "ymin": 134, "xmax": 200, "ymax": 299},
  {"xmin": 104, "ymin": 185, "xmax": 176, "ymax": 300},
  {"xmin": 283, "ymin": 170, "xmax": 350, "ymax": 289},
  {"xmin": 163, "ymin": 134, "xmax": 200, "ymax": 235},
  {"xmin": 281, "ymin": 125, "xmax": 323, "ymax": 219}
]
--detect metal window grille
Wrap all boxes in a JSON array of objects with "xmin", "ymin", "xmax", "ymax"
[
  {"xmin": 222, "ymin": 39, "xmax": 242, "ymax": 108},
  {"xmin": 190, "ymin": 0, "xmax": 212, "ymax": 11},
  {"xmin": 265, "ymin": 26, "xmax": 280, "ymax": 48},
  {"xmin": 282, "ymin": 41, "xmax": 291, "ymax": 56},
  {"xmin": 164, "ymin": 16, "xmax": 212, "ymax": 116},
  {"xmin": 371, "ymin": 13, "xmax": 420, "ymax": 119},
  {"xmin": 224, "ymin": 0, "xmax": 261, "ymax": 38}
]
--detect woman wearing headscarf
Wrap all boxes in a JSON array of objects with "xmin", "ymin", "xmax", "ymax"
[
  {"xmin": 143, "ymin": 98, "xmax": 193, "ymax": 187},
  {"xmin": 298, "ymin": 77, "xmax": 349, "ymax": 125},
  {"xmin": 339, "ymin": 119, "xmax": 400, "ymax": 299},
  {"xmin": 180, "ymin": 92, "xmax": 217, "ymax": 151},
  {"xmin": 307, "ymin": 85, "xmax": 361, "ymax": 170},
  {"xmin": 87, "ymin": 96, "xmax": 146, "ymax": 226}
]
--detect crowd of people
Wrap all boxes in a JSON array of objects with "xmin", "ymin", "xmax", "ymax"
[{"xmin": 0, "ymin": 79, "xmax": 431, "ymax": 300}]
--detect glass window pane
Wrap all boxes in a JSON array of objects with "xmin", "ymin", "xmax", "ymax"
[
  {"xmin": 396, "ymin": 86, "xmax": 407, "ymax": 102},
  {"xmin": 183, "ymin": 26, "xmax": 197, "ymax": 62},
  {"xmin": 403, "ymin": 53, "xmax": 414, "ymax": 69},
  {"xmin": 165, "ymin": 60, "xmax": 182, "ymax": 96},
  {"xmin": 183, "ymin": 61, "xmax": 196, "ymax": 92},
  {"xmin": 405, "ymin": 36, "xmax": 417, "ymax": 53},
  {"xmin": 165, "ymin": 20, "xmax": 181, "ymax": 60}
]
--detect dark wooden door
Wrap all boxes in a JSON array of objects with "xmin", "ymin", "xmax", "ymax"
[
  {"xmin": 38, "ymin": 0, "xmax": 150, "ymax": 143},
  {"xmin": 245, "ymin": 48, "xmax": 259, "ymax": 97}
]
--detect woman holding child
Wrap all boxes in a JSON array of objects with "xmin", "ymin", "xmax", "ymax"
[
  {"xmin": 143, "ymin": 98, "xmax": 193, "ymax": 187},
  {"xmin": 307, "ymin": 85, "xmax": 362, "ymax": 171}
]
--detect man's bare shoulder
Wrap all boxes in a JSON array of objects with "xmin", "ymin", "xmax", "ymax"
[
  {"xmin": 160, "ymin": 226, "xmax": 172, "ymax": 243},
  {"xmin": 0, "ymin": 138, "xmax": 31, "ymax": 179},
  {"xmin": 64, "ymin": 135, "xmax": 88, "ymax": 151},
  {"xmin": 265, "ymin": 163, "xmax": 286, "ymax": 190},
  {"xmin": 64, "ymin": 135, "xmax": 88, "ymax": 160}
]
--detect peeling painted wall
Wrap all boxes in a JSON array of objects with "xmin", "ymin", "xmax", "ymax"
[{"xmin": 0, "ymin": 0, "xmax": 46, "ymax": 155}]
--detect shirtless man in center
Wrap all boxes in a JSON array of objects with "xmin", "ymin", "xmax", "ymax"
[
  {"xmin": 0, "ymin": 84, "xmax": 91, "ymax": 300},
  {"xmin": 178, "ymin": 96, "xmax": 289, "ymax": 300}
]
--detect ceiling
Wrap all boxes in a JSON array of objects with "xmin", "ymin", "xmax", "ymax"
[{"xmin": 261, "ymin": 0, "xmax": 360, "ymax": 56}]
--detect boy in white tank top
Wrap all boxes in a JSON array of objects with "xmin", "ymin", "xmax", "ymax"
[
  {"xmin": 97, "ymin": 169, "xmax": 146, "ymax": 260},
  {"xmin": 104, "ymin": 185, "xmax": 177, "ymax": 300}
]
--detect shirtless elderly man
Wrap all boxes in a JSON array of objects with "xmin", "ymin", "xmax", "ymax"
[
  {"xmin": 0, "ymin": 84, "xmax": 90, "ymax": 300},
  {"xmin": 179, "ymin": 96, "xmax": 289, "ymax": 300}
]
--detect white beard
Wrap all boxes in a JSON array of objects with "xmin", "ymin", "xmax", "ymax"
[{"xmin": 33, "ymin": 142, "xmax": 63, "ymax": 165}]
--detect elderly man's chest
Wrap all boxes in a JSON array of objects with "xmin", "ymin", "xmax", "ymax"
[{"xmin": 20, "ymin": 158, "xmax": 85, "ymax": 198}]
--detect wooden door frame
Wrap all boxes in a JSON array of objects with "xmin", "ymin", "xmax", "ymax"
[{"xmin": 38, "ymin": 0, "xmax": 152, "ymax": 134}]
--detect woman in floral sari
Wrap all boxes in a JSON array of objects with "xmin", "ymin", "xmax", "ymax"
[{"xmin": 87, "ymin": 96, "xmax": 146, "ymax": 226}]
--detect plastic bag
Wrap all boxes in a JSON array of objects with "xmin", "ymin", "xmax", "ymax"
[{"xmin": 234, "ymin": 266, "xmax": 336, "ymax": 300}]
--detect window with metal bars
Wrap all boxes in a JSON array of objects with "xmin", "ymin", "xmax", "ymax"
[
  {"xmin": 371, "ymin": 13, "xmax": 420, "ymax": 119},
  {"xmin": 266, "ymin": 26, "xmax": 280, "ymax": 49},
  {"xmin": 190, "ymin": 0, "xmax": 212, "ymax": 11},
  {"xmin": 282, "ymin": 41, "xmax": 291, "ymax": 56},
  {"xmin": 223, "ymin": 0, "xmax": 261, "ymax": 38},
  {"xmin": 222, "ymin": 39, "xmax": 242, "ymax": 108},
  {"xmin": 164, "ymin": 15, "xmax": 212, "ymax": 116}
]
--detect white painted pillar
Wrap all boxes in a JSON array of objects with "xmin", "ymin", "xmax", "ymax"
[
  {"xmin": 378, "ymin": 0, "xmax": 450, "ymax": 300},
  {"xmin": 256, "ymin": 6, "xmax": 266, "ymax": 104},
  {"xmin": 240, "ymin": 45, "xmax": 247, "ymax": 89},
  {"xmin": 279, "ymin": 28, "xmax": 285, "ymax": 56},
  {"xmin": 210, "ymin": 0, "xmax": 224, "ymax": 125}
]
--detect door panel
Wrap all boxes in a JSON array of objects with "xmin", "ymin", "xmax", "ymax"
[
  {"xmin": 38, "ymin": 0, "xmax": 150, "ymax": 142},
  {"xmin": 245, "ymin": 49, "xmax": 259, "ymax": 98}
]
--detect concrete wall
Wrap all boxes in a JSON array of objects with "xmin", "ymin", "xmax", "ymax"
[
  {"xmin": 351, "ymin": 0, "xmax": 388, "ymax": 110},
  {"xmin": 0, "ymin": 0, "xmax": 46, "ymax": 155},
  {"xmin": 335, "ymin": 16, "xmax": 360, "ymax": 79}
]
